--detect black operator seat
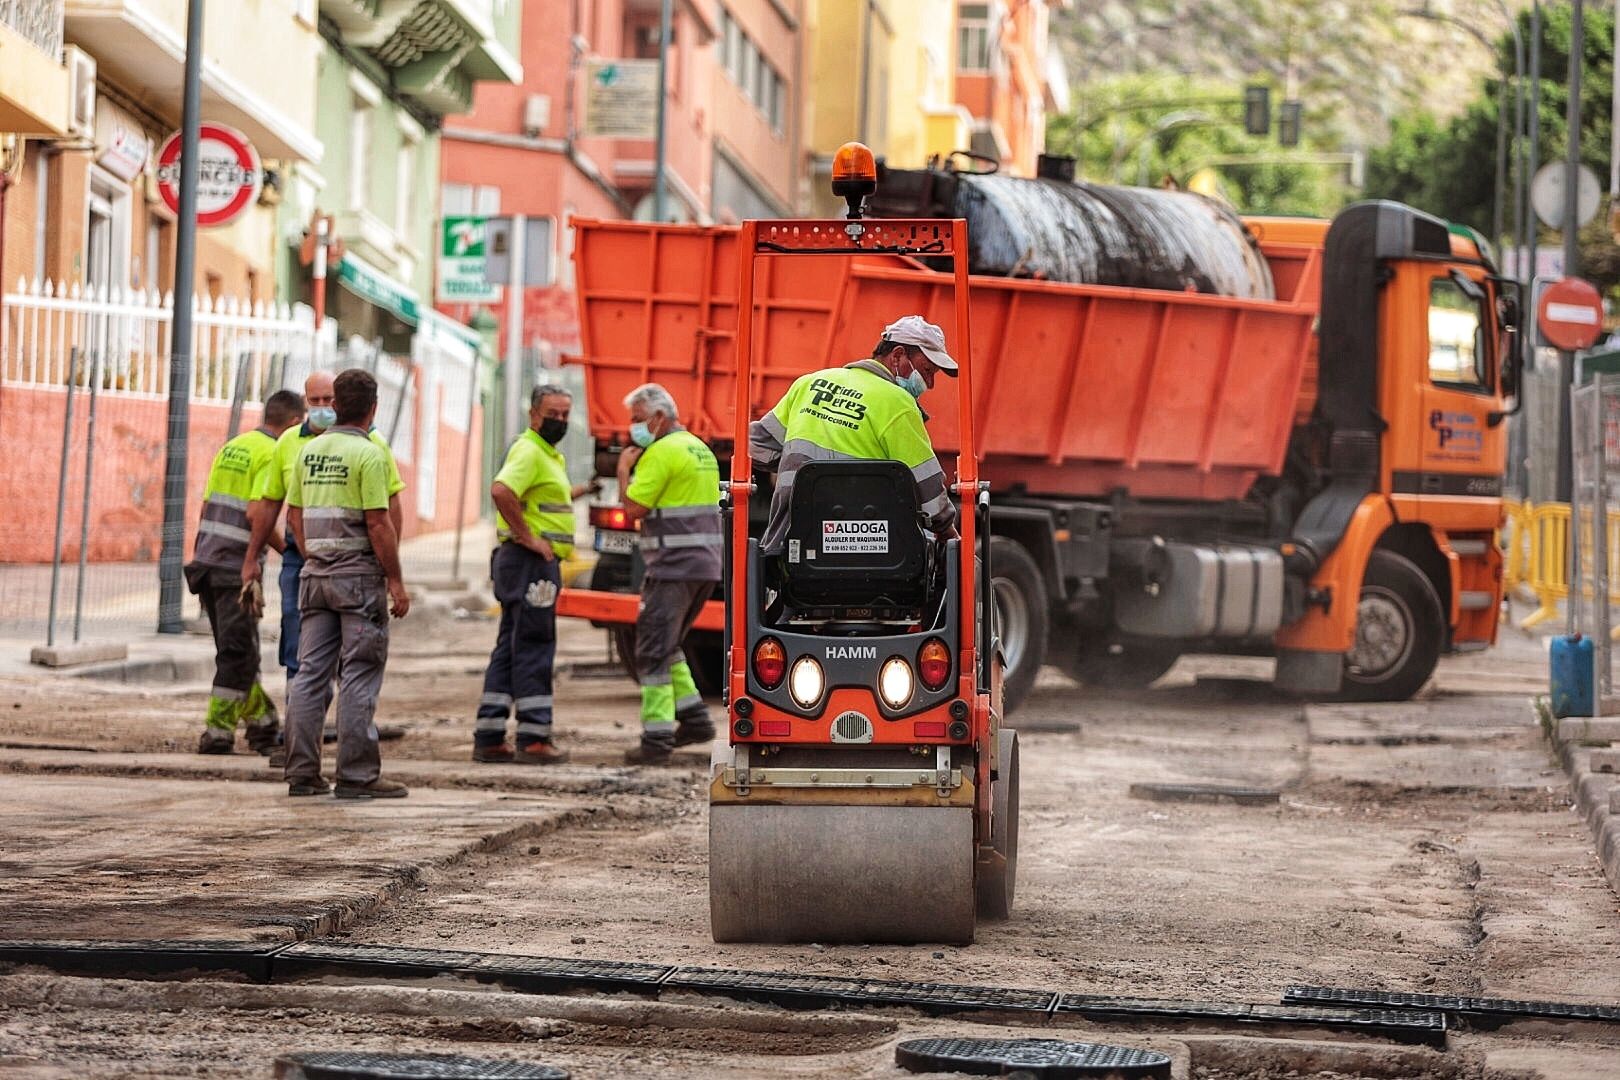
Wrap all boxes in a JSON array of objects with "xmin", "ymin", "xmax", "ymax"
[{"xmin": 778, "ymin": 459, "xmax": 932, "ymax": 612}]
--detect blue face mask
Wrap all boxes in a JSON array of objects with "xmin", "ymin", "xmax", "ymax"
[
  {"xmin": 308, "ymin": 406, "xmax": 337, "ymax": 430},
  {"xmin": 629, "ymin": 421, "xmax": 656, "ymax": 448},
  {"xmin": 899, "ymin": 370, "xmax": 927, "ymax": 400}
]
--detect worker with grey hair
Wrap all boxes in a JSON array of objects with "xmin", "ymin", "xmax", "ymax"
[
  {"xmin": 473, "ymin": 383, "xmax": 599, "ymax": 765},
  {"xmin": 616, "ymin": 382, "xmax": 723, "ymax": 764}
]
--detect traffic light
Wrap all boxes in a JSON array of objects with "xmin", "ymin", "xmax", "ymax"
[
  {"xmin": 1243, "ymin": 85, "xmax": 1271, "ymax": 136},
  {"xmin": 1278, "ymin": 100, "xmax": 1302, "ymax": 148}
]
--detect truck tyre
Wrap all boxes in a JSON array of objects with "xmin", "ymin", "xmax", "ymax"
[
  {"xmin": 1338, "ymin": 549, "xmax": 1443, "ymax": 702},
  {"xmin": 990, "ymin": 537, "xmax": 1048, "ymax": 715},
  {"xmin": 1061, "ymin": 639, "xmax": 1181, "ymax": 689}
]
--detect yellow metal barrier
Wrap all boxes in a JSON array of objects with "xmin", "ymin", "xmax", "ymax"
[
  {"xmin": 1512, "ymin": 501, "xmax": 1620, "ymax": 636},
  {"xmin": 1519, "ymin": 503, "xmax": 1568, "ymax": 629}
]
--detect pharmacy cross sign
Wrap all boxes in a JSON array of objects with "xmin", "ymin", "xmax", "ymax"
[{"xmin": 155, "ymin": 122, "xmax": 263, "ymax": 228}]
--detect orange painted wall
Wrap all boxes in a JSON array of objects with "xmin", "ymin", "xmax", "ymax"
[{"xmin": 0, "ymin": 384, "xmax": 484, "ymax": 564}]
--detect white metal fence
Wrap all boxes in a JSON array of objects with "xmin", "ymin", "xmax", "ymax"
[
  {"xmin": 0, "ymin": 278, "xmax": 331, "ymax": 404},
  {"xmin": 0, "ymin": 278, "xmax": 490, "ymax": 637}
]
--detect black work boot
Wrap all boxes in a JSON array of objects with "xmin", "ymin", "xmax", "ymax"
[
  {"xmin": 244, "ymin": 722, "xmax": 280, "ymax": 755},
  {"xmin": 623, "ymin": 731, "xmax": 676, "ymax": 765},
  {"xmin": 673, "ymin": 718, "xmax": 716, "ymax": 747},
  {"xmin": 197, "ymin": 729, "xmax": 235, "ymax": 755}
]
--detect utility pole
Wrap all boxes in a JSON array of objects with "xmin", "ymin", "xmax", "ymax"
[
  {"xmin": 503, "ymin": 213, "xmax": 527, "ymax": 447},
  {"xmin": 157, "ymin": 0, "xmax": 205, "ymax": 633},
  {"xmin": 652, "ymin": 0, "xmax": 673, "ymax": 222},
  {"xmin": 1554, "ymin": 0, "xmax": 1583, "ymax": 504}
]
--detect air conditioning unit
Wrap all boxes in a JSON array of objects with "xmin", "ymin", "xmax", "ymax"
[
  {"xmin": 66, "ymin": 46, "xmax": 97, "ymax": 141},
  {"xmin": 523, "ymin": 94, "xmax": 551, "ymax": 137}
]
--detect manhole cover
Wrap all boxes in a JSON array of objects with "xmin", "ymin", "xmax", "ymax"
[
  {"xmin": 274, "ymin": 1052, "xmax": 567, "ymax": 1080},
  {"xmin": 1127, "ymin": 782, "xmax": 1280, "ymax": 806},
  {"xmin": 896, "ymin": 1038, "xmax": 1171, "ymax": 1078}
]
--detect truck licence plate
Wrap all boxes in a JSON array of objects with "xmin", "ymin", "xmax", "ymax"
[{"xmin": 594, "ymin": 529, "xmax": 637, "ymax": 555}]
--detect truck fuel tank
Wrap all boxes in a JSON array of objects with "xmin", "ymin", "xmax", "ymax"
[{"xmin": 1111, "ymin": 541, "xmax": 1285, "ymax": 640}]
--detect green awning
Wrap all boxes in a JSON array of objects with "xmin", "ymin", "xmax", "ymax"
[{"xmin": 337, "ymin": 254, "xmax": 421, "ymax": 326}]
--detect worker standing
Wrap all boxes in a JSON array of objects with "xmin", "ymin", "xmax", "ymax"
[
  {"xmin": 472, "ymin": 384, "xmax": 598, "ymax": 765},
  {"xmin": 616, "ymin": 384, "xmax": 722, "ymax": 764},
  {"xmin": 282, "ymin": 369, "xmax": 412, "ymax": 799},
  {"xmin": 750, "ymin": 314, "xmax": 957, "ymax": 552},
  {"xmin": 243, "ymin": 370, "xmax": 406, "ymax": 765},
  {"xmin": 187, "ymin": 390, "xmax": 307, "ymax": 754}
]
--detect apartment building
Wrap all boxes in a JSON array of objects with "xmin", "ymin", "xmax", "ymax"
[
  {"xmin": 436, "ymin": 0, "xmax": 805, "ymax": 363},
  {"xmin": 954, "ymin": 0, "xmax": 1070, "ymax": 178}
]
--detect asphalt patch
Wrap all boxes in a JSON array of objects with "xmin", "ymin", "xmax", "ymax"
[
  {"xmin": 895, "ymin": 1038, "xmax": 1172, "ymax": 1078},
  {"xmin": 1127, "ymin": 782, "xmax": 1282, "ymax": 806}
]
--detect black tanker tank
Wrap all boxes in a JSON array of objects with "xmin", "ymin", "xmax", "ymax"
[{"xmin": 868, "ymin": 161, "xmax": 1275, "ymax": 300}]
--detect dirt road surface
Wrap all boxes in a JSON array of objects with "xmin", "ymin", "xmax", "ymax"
[{"xmin": 1, "ymin": 606, "xmax": 1617, "ymax": 1079}]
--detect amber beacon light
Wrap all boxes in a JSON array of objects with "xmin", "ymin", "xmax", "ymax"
[{"xmin": 831, "ymin": 141, "xmax": 878, "ymax": 219}]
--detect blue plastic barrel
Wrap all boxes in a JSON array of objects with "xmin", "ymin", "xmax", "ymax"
[{"xmin": 1550, "ymin": 634, "xmax": 1595, "ymax": 718}]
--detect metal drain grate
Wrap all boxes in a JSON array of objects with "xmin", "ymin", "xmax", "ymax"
[
  {"xmin": 274, "ymin": 942, "xmax": 482, "ymax": 981},
  {"xmin": 665, "ymin": 968, "xmax": 871, "ymax": 1009},
  {"xmin": 274, "ymin": 1051, "xmax": 568, "ymax": 1079},
  {"xmin": 667, "ymin": 967, "xmax": 1055, "ymax": 1015},
  {"xmin": 854, "ymin": 978, "xmax": 1057, "ymax": 1014},
  {"xmin": 0, "ymin": 939, "xmax": 287, "ymax": 982},
  {"xmin": 896, "ymin": 1038, "xmax": 1172, "ymax": 1079},
  {"xmin": 1285, "ymin": 985, "xmax": 1620, "ymax": 1025},
  {"xmin": 465, "ymin": 954, "xmax": 672, "ymax": 995},
  {"xmin": 1056, "ymin": 994, "xmax": 1446, "ymax": 1045}
]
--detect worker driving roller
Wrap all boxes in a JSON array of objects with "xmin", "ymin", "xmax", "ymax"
[{"xmin": 748, "ymin": 313, "xmax": 958, "ymax": 557}]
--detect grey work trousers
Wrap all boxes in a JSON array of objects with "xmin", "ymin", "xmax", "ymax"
[{"xmin": 283, "ymin": 573, "xmax": 391, "ymax": 785}]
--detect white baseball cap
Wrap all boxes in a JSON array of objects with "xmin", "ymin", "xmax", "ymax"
[{"xmin": 882, "ymin": 315, "xmax": 959, "ymax": 376}]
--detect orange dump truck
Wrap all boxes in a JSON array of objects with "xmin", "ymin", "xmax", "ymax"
[{"xmin": 560, "ymin": 185, "xmax": 1517, "ymax": 713}]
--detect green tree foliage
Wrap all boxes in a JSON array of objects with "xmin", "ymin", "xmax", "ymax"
[
  {"xmin": 1364, "ymin": 5, "xmax": 1619, "ymax": 293},
  {"xmin": 1045, "ymin": 75, "xmax": 1353, "ymax": 215}
]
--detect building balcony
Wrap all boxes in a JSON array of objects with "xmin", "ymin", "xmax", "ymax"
[
  {"xmin": 63, "ymin": 0, "xmax": 322, "ymax": 160},
  {"xmin": 320, "ymin": 0, "xmax": 522, "ymax": 117},
  {"xmin": 0, "ymin": 0, "xmax": 70, "ymax": 134}
]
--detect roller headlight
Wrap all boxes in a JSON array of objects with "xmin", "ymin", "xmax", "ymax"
[
  {"xmin": 879, "ymin": 656, "xmax": 914, "ymax": 709},
  {"xmin": 788, "ymin": 655, "xmax": 825, "ymax": 708}
]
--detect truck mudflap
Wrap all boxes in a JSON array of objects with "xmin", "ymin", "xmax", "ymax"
[{"xmin": 556, "ymin": 588, "xmax": 727, "ymax": 632}]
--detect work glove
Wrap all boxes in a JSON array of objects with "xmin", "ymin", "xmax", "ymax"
[{"xmin": 239, "ymin": 579, "xmax": 265, "ymax": 621}]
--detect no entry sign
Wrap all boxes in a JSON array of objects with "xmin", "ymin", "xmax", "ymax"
[
  {"xmin": 155, "ymin": 123, "xmax": 262, "ymax": 228},
  {"xmin": 1538, "ymin": 276, "xmax": 1606, "ymax": 352}
]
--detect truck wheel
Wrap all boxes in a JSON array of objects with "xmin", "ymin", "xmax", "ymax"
[
  {"xmin": 1338, "ymin": 549, "xmax": 1443, "ymax": 702},
  {"xmin": 990, "ymin": 537, "xmax": 1048, "ymax": 715},
  {"xmin": 1061, "ymin": 640, "xmax": 1180, "ymax": 689}
]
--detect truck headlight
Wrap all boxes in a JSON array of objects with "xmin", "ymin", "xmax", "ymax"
[
  {"xmin": 879, "ymin": 657, "xmax": 914, "ymax": 709},
  {"xmin": 789, "ymin": 656, "xmax": 824, "ymax": 708}
]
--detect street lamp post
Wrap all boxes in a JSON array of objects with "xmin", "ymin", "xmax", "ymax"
[
  {"xmin": 652, "ymin": 0, "xmax": 673, "ymax": 222},
  {"xmin": 1554, "ymin": 0, "xmax": 1584, "ymax": 504},
  {"xmin": 156, "ymin": 0, "xmax": 205, "ymax": 633}
]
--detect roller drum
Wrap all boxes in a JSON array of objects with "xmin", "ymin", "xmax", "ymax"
[{"xmin": 708, "ymin": 804, "xmax": 976, "ymax": 944}]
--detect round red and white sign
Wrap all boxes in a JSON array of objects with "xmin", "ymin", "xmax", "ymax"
[
  {"xmin": 1538, "ymin": 276, "xmax": 1606, "ymax": 352},
  {"xmin": 155, "ymin": 122, "xmax": 262, "ymax": 228}
]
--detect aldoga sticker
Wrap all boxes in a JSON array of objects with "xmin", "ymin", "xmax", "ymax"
[{"xmin": 822, "ymin": 520, "xmax": 889, "ymax": 554}]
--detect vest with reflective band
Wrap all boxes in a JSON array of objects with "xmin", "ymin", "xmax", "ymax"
[
  {"xmin": 493, "ymin": 428, "xmax": 575, "ymax": 557},
  {"xmin": 193, "ymin": 428, "xmax": 277, "ymax": 569},
  {"xmin": 288, "ymin": 426, "xmax": 393, "ymax": 577},
  {"xmin": 626, "ymin": 429, "xmax": 722, "ymax": 581},
  {"xmin": 750, "ymin": 360, "xmax": 953, "ymax": 552}
]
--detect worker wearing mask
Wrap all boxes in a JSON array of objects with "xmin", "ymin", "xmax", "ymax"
[
  {"xmin": 473, "ymin": 384, "xmax": 598, "ymax": 765},
  {"xmin": 188, "ymin": 390, "xmax": 307, "ymax": 754},
  {"xmin": 616, "ymin": 383, "xmax": 722, "ymax": 764},
  {"xmin": 282, "ymin": 368, "xmax": 412, "ymax": 798},
  {"xmin": 749, "ymin": 314, "xmax": 957, "ymax": 554},
  {"xmin": 243, "ymin": 370, "xmax": 405, "ymax": 766}
]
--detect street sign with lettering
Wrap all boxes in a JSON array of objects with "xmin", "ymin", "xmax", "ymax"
[
  {"xmin": 155, "ymin": 122, "xmax": 261, "ymax": 228},
  {"xmin": 438, "ymin": 216, "xmax": 500, "ymax": 303},
  {"xmin": 584, "ymin": 59, "xmax": 659, "ymax": 139}
]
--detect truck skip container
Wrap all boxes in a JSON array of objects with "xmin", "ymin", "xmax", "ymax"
[{"xmin": 560, "ymin": 166, "xmax": 1515, "ymax": 713}]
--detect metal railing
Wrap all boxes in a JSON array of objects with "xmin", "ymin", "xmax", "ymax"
[
  {"xmin": 0, "ymin": 0, "xmax": 64, "ymax": 58},
  {"xmin": 0, "ymin": 280, "xmax": 491, "ymax": 643}
]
